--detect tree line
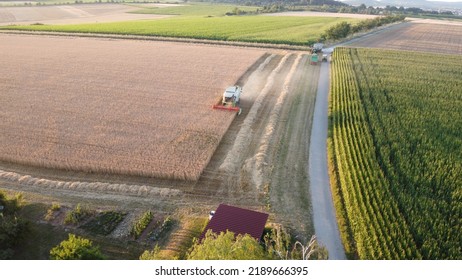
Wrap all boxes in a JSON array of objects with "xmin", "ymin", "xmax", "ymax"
[{"xmin": 321, "ymin": 15, "xmax": 405, "ymax": 41}]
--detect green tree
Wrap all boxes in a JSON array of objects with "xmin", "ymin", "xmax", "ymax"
[
  {"xmin": 187, "ymin": 230, "xmax": 268, "ymax": 260},
  {"xmin": 0, "ymin": 191, "xmax": 28, "ymax": 259},
  {"xmin": 50, "ymin": 234, "xmax": 105, "ymax": 260},
  {"xmin": 0, "ymin": 192, "xmax": 24, "ymax": 215},
  {"xmin": 0, "ymin": 215, "xmax": 28, "ymax": 259},
  {"xmin": 324, "ymin": 21, "xmax": 351, "ymax": 40},
  {"xmin": 139, "ymin": 244, "xmax": 170, "ymax": 260}
]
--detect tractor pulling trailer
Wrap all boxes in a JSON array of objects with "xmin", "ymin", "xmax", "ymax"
[{"xmin": 311, "ymin": 43, "xmax": 333, "ymax": 64}]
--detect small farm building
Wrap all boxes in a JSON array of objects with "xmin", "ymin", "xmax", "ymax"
[{"xmin": 199, "ymin": 204, "xmax": 269, "ymax": 241}]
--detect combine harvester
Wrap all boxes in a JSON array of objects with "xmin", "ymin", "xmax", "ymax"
[
  {"xmin": 213, "ymin": 86, "xmax": 242, "ymax": 115},
  {"xmin": 311, "ymin": 43, "xmax": 334, "ymax": 64}
]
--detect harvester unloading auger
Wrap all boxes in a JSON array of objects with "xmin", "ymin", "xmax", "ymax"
[{"xmin": 212, "ymin": 86, "xmax": 242, "ymax": 115}]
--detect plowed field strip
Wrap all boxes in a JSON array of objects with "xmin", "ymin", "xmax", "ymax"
[{"xmin": 345, "ymin": 22, "xmax": 462, "ymax": 55}]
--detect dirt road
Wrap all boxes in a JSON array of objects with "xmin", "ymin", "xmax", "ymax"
[{"xmin": 309, "ymin": 61, "xmax": 346, "ymax": 260}]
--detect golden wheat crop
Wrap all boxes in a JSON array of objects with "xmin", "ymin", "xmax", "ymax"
[{"xmin": 0, "ymin": 34, "xmax": 266, "ymax": 180}]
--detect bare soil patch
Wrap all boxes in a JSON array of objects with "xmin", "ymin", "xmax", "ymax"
[
  {"xmin": 267, "ymin": 11, "xmax": 377, "ymax": 19},
  {"xmin": 346, "ymin": 22, "xmax": 462, "ymax": 55},
  {"xmin": 407, "ymin": 17, "xmax": 462, "ymax": 26},
  {"xmin": 0, "ymin": 4, "xmax": 170, "ymax": 26}
]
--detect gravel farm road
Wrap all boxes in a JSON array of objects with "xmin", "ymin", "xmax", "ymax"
[{"xmin": 309, "ymin": 61, "xmax": 346, "ymax": 260}]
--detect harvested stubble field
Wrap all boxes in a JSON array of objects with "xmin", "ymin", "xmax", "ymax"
[
  {"xmin": 346, "ymin": 22, "xmax": 462, "ymax": 55},
  {"xmin": 0, "ymin": 33, "xmax": 267, "ymax": 181}
]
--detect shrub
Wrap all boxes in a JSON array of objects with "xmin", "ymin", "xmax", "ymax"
[
  {"xmin": 148, "ymin": 216, "xmax": 174, "ymax": 242},
  {"xmin": 64, "ymin": 204, "xmax": 92, "ymax": 225},
  {"xmin": 263, "ymin": 224, "xmax": 328, "ymax": 260},
  {"xmin": 321, "ymin": 15, "xmax": 406, "ymax": 41},
  {"xmin": 263, "ymin": 224, "xmax": 292, "ymax": 259},
  {"xmin": 45, "ymin": 202, "xmax": 61, "ymax": 221},
  {"xmin": 50, "ymin": 202, "xmax": 61, "ymax": 211},
  {"xmin": 0, "ymin": 192, "xmax": 24, "ymax": 215},
  {"xmin": 324, "ymin": 21, "xmax": 351, "ymax": 40},
  {"xmin": 0, "ymin": 216, "xmax": 28, "ymax": 259},
  {"xmin": 80, "ymin": 211, "xmax": 126, "ymax": 236},
  {"xmin": 187, "ymin": 230, "xmax": 268, "ymax": 260},
  {"xmin": 50, "ymin": 234, "xmax": 104, "ymax": 260},
  {"xmin": 139, "ymin": 244, "xmax": 164, "ymax": 260},
  {"xmin": 0, "ymin": 191, "xmax": 28, "ymax": 259},
  {"xmin": 130, "ymin": 211, "xmax": 154, "ymax": 239},
  {"xmin": 0, "ymin": 191, "xmax": 29, "ymax": 259}
]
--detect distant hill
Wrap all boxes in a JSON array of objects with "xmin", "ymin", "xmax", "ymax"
[{"xmin": 339, "ymin": 0, "xmax": 462, "ymax": 10}]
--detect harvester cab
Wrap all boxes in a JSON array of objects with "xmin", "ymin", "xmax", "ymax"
[
  {"xmin": 222, "ymin": 86, "xmax": 241, "ymax": 106},
  {"xmin": 213, "ymin": 86, "xmax": 242, "ymax": 115}
]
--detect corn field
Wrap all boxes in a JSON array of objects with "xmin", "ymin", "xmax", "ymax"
[{"xmin": 329, "ymin": 47, "xmax": 461, "ymax": 259}]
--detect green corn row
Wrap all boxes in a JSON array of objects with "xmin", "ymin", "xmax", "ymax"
[{"xmin": 329, "ymin": 47, "xmax": 461, "ymax": 259}]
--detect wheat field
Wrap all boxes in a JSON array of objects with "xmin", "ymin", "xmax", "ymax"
[{"xmin": 0, "ymin": 34, "xmax": 266, "ymax": 180}]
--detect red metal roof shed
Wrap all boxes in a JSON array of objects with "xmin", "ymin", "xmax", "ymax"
[{"xmin": 199, "ymin": 204, "xmax": 269, "ymax": 241}]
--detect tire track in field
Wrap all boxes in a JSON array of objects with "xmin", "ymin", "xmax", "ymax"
[
  {"xmin": 219, "ymin": 53, "xmax": 292, "ymax": 174},
  {"xmin": 184, "ymin": 53, "xmax": 288, "ymax": 205},
  {"xmin": 184, "ymin": 51, "xmax": 301, "ymax": 208},
  {"xmin": 266, "ymin": 55, "xmax": 318, "ymax": 241},
  {"xmin": 249, "ymin": 53, "xmax": 303, "ymax": 189}
]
